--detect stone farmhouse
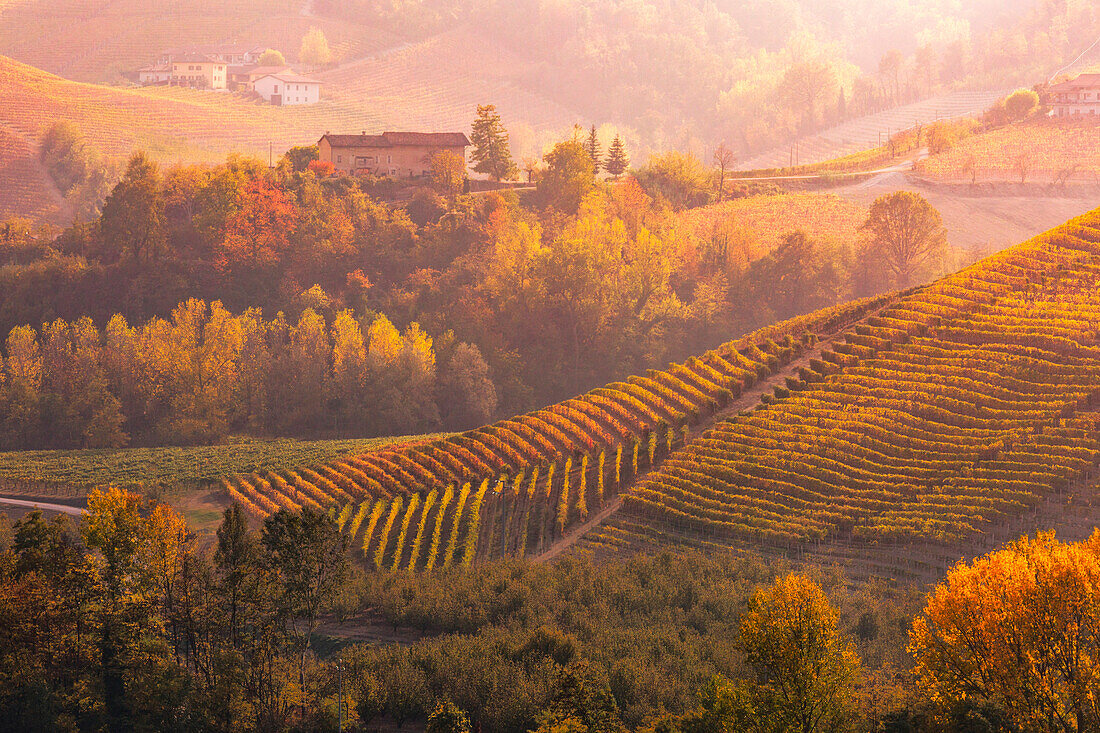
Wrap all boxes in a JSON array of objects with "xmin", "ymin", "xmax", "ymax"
[
  {"xmin": 1049, "ymin": 73, "xmax": 1100, "ymax": 117},
  {"xmin": 318, "ymin": 132, "xmax": 470, "ymax": 178}
]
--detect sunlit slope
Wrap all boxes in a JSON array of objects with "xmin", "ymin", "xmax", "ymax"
[
  {"xmin": 585, "ymin": 209, "xmax": 1100, "ymax": 555},
  {"xmin": 224, "ymin": 294, "xmax": 894, "ymax": 568},
  {"xmin": 0, "ymin": 124, "xmax": 65, "ymax": 223},
  {"xmin": 916, "ymin": 118, "xmax": 1100, "ymax": 184}
]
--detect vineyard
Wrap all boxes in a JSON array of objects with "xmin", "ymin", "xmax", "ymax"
[
  {"xmin": 0, "ymin": 124, "xmax": 65, "ymax": 224},
  {"xmin": 580, "ymin": 208, "xmax": 1100, "ymax": 563},
  {"xmin": 915, "ymin": 118, "xmax": 1100, "ymax": 183},
  {"xmin": 224, "ymin": 294, "xmax": 894, "ymax": 568},
  {"xmin": 680, "ymin": 193, "xmax": 868, "ymax": 257},
  {"xmin": 0, "ymin": 434, "xmax": 427, "ymax": 496}
]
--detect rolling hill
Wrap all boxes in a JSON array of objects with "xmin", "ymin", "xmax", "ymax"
[{"xmin": 215, "ymin": 207, "xmax": 1100, "ymax": 578}]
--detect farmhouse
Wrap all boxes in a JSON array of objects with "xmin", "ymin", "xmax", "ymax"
[
  {"xmin": 227, "ymin": 64, "xmax": 291, "ymax": 91},
  {"xmin": 156, "ymin": 44, "xmax": 266, "ymax": 66},
  {"xmin": 169, "ymin": 53, "xmax": 228, "ymax": 89},
  {"xmin": 319, "ymin": 131, "xmax": 470, "ymax": 177},
  {"xmin": 253, "ymin": 73, "xmax": 322, "ymax": 105},
  {"xmin": 1049, "ymin": 73, "xmax": 1100, "ymax": 117}
]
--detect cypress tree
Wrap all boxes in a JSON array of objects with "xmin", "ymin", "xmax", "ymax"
[
  {"xmin": 585, "ymin": 124, "xmax": 602, "ymax": 173},
  {"xmin": 470, "ymin": 104, "xmax": 518, "ymax": 181}
]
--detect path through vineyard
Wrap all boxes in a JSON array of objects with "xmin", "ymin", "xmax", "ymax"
[{"xmin": 535, "ymin": 299, "xmax": 898, "ymax": 563}]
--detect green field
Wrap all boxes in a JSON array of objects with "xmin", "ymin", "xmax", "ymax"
[{"xmin": 0, "ymin": 434, "xmax": 441, "ymax": 495}]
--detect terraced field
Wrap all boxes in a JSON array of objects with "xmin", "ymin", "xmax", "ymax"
[
  {"xmin": 580, "ymin": 209, "xmax": 1100, "ymax": 569},
  {"xmin": 216, "ymin": 208, "xmax": 1100, "ymax": 576},
  {"xmin": 224, "ymin": 294, "xmax": 895, "ymax": 568}
]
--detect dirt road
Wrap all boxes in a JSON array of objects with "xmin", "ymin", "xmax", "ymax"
[{"xmin": 0, "ymin": 496, "xmax": 86, "ymax": 516}]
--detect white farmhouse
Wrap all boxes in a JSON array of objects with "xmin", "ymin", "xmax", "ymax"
[
  {"xmin": 253, "ymin": 73, "xmax": 322, "ymax": 106},
  {"xmin": 1049, "ymin": 73, "xmax": 1100, "ymax": 117}
]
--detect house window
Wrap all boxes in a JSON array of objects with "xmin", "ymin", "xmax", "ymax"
[{"xmin": 337, "ymin": 155, "xmax": 343, "ymax": 163}]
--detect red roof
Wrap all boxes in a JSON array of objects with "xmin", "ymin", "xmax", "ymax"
[
  {"xmin": 1049, "ymin": 73, "xmax": 1100, "ymax": 92},
  {"xmin": 320, "ymin": 131, "xmax": 470, "ymax": 148}
]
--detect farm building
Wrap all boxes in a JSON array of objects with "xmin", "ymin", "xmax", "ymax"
[
  {"xmin": 228, "ymin": 64, "xmax": 291, "ymax": 91},
  {"xmin": 169, "ymin": 53, "xmax": 228, "ymax": 89},
  {"xmin": 1049, "ymin": 73, "xmax": 1100, "ymax": 117},
  {"xmin": 318, "ymin": 131, "xmax": 470, "ymax": 177},
  {"xmin": 253, "ymin": 73, "xmax": 322, "ymax": 105}
]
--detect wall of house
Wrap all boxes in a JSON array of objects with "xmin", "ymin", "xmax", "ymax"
[
  {"xmin": 320, "ymin": 141, "xmax": 468, "ymax": 177},
  {"xmin": 254, "ymin": 78, "xmax": 320, "ymax": 105},
  {"xmin": 170, "ymin": 62, "xmax": 226, "ymax": 89}
]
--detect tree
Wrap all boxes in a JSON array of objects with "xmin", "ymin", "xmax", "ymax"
[
  {"xmin": 39, "ymin": 121, "xmax": 88, "ymax": 194},
  {"xmin": 782, "ymin": 61, "xmax": 837, "ymax": 131},
  {"xmin": 878, "ymin": 49, "xmax": 904, "ymax": 103},
  {"xmin": 215, "ymin": 177, "xmax": 298, "ymax": 285},
  {"xmin": 1014, "ymin": 150, "xmax": 1035, "ymax": 184},
  {"xmin": 100, "ymin": 152, "xmax": 167, "ymax": 265},
  {"xmin": 213, "ymin": 503, "xmax": 256, "ymax": 646},
  {"xmin": 909, "ymin": 532, "xmax": 1100, "ymax": 731},
  {"xmin": 261, "ymin": 508, "xmax": 348, "ymax": 717},
  {"xmin": 632, "ymin": 152, "xmax": 713, "ymax": 210},
  {"xmin": 257, "ymin": 49, "xmax": 286, "ymax": 67},
  {"xmin": 737, "ymin": 573, "xmax": 860, "ymax": 733},
  {"xmin": 538, "ymin": 139, "xmax": 594, "ymax": 214},
  {"xmin": 604, "ymin": 136, "xmax": 628, "ymax": 179},
  {"xmin": 283, "ymin": 145, "xmax": 319, "ymax": 172},
  {"xmin": 860, "ymin": 191, "xmax": 947, "ymax": 287},
  {"xmin": 712, "ymin": 143, "xmax": 735, "ymax": 203},
  {"xmin": 584, "ymin": 125, "xmax": 602, "ymax": 174},
  {"xmin": 428, "ymin": 700, "xmax": 472, "ymax": 733},
  {"xmin": 470, "ymin": 104, "xmax": 517, "ymax": 181},
  {"xmin": 1004, "ymin": 89, "xmax": 1039, "ymax": 122},
  {"xmin": 299, "ymin": 27, "xmax": 333, "ymax": 66},
  {"xmin": 429, "ymin": 149, "xmax": 467, "ymax": 201},
  {"xmin": 438, "ymin": 342, "xmax": 497, "ymax": 429}
]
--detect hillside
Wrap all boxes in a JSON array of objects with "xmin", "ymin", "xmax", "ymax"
[
  {"xmin": 915, "ymin": 117, "xmax": 1100, "ymax": 183},
  {"xmin": 213, "ymin": 208, "xmax": 1100, "ymax": 576},
  {"xmin": 738, "ymin": 91, "xmax": 1005, "ymax": 171}
]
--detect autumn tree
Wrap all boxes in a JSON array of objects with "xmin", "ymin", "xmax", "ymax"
[
  {"xmin": 470, "ymin": 104, "xmax": 517, "ymax": 181},
  {"xmin": 860, "ymin": 191, "xmax": 947, "ymax": 287},
  {"xmin": 783, "ymin": 61, "xmax": 838, "ymax": 131},
  {"xmin": 429, "ymin": 149, "xmax": 467, "ymax": 201},
  {"xmin": 632, "ymin": 151, "xmax": 713, "ymax": 210},
  {"xmin": 538, "ymin": 139, "xmax": 595, "ymax": 214},
  {"xmin": 878, "ymin": 49, "xmax": 904, "ymax": 103},
  {"xmin": 438, "ymin": 342, "xmax": 497, "ymax": 429},
  {"xmin": 100, "ymin": 151, "xmax": 167, "ymax": 265},
  {"xmin": 257, "ymin": 48, "xmax": 286, "ymax": 67},
  {"xmin": 605, "ymin": 135, "xmax": 628, "ymax": 179},
  {"xmin": 584, "ymin": 125, "xmax": 602, "ymax": 173},
  {"xmin": 299, "ymin": 27, "xmax": 333, "ymax": 66},
  {"xmin": 910, "ymin": 532, "xmax": 1100, "ymax": 731},
  {"xmin": 215, "ymin": 176, "xmax": 298, "ymax": 294},
  {"xmin": 736, "ymin": 573, "xmax": 860, "ymax": 732}
]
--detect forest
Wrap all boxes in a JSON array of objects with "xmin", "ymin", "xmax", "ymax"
[
  {"xmin": 0, "ymin": 121, "xmax": 961, "ymax": 450},
  {"xmin": 4, "ymin": 490, "xmax": 1098, "ymax": 732}
]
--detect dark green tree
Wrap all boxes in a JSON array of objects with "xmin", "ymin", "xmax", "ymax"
[
  {"xmin": 585, "ymin": 125, "xmax": 603, "ymax": 174},
  {"xmin": 605, "ymin": 135, "xmax": 628, "ymax": 178},
  {"xmin": 283, "ymin": 145, "xmax": 320, "ymax": 173},
  {"xmin": 99, "ymin": 151, "xmax": 167, "ymax": 265},
  {"xmin": 39, "ymin": 121, "xmax": 89, "ymax": 194},
  {"xmin": 470, "ymin": 104, "xmax": 517, "ymax": 181},
  {"xmin": 214, "ymin": 503, "xmax": 257, "ymax": 646}
]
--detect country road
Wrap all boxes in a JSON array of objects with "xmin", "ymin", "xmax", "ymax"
[{"xmin": 0, "ymin": 497, "xmax": 86, "ymax": 516}]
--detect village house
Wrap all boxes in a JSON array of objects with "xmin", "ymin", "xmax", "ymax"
[
  {"xmin": 227, "ymin": 64, "xmax": 291, "ymax": 91},
  {"xmin": 169, "ymin": 53, "xmax": 228, "ymax": 89},
  {"xmin": 318, "ymin": 131, "xmax": 470, "ymax": 178},
  {"xmin": 253, "ymin": 73, "xmax": 323, "ymax": 105},
  {"xmin": 1049, "ymin": 73, "xmax": 1100, "ymax": 117},
  {"xmin": 137, "ymin": 64, "xmax": 171, "ymax": 85}
]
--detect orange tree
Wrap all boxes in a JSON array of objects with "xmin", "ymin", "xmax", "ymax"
[{"xmin": 909, "ymin": 531, "xmax": 1100, "ymax": 731}]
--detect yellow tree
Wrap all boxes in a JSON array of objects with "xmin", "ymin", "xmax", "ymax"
[
  {"xmin": 738, "ymin": 573, "xmax": 861, "ymax": 732},
  {"xmin": 909, "ymin": 531, "xmax": 1100, "ymax": 731}
]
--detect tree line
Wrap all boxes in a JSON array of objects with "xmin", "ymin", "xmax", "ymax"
[
  {"xmin": 3, "ymin": 493, "xmax": 1099, "ymax": 732},
  {"xmin": 0, "ymin": 300, "xmax": 496, "ymax": 450}
]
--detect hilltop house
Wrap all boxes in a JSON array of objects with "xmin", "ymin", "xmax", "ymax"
[
  {"xmin": 318, "ymin": 131, "xmax": 470, "ymax": 177},
  {"xmin": 156, "ymin": 44, "xmax": 266, "ymax": 67},
  {"xmin": 138, "ymin": 44, "xmax": 266, "ymax": 88},
  {"xmin": 253, "ymin": 73, "xmax": 323, "ymax": 105},
  {"xmin": 1049, "ymin": 73, "xmax": 1100, "ymax": 117}
]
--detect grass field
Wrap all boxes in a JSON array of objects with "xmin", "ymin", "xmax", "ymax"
[
  {"xmin": 0, "ymin": 433, "xmax": 441, "ymax": 495},
  {"xmin": 916, "ymin": 118, "xmax": 1100, "ymax": 183}
]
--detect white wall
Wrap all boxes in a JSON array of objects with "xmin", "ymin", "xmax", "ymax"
[{"xmin": 253, "ymin": 77, "xmax": 321, "ymax": 106}]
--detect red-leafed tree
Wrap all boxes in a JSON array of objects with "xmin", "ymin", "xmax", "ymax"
[{"xmin": 215, "ymin": 178, "xmax": 299, "ymax": 298}]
